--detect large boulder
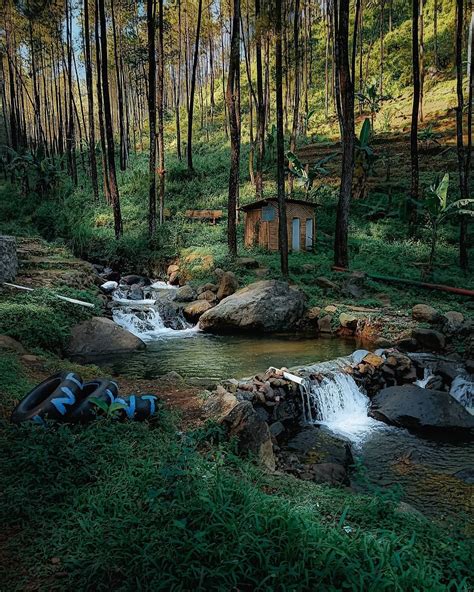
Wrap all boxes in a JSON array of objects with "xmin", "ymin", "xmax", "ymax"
[
  {"xmin": 370, "ymin": 384, "xmax": 474, "ymax": 435},
  {"xmin": 67, "ymin": 317, "xmax": 145, "ymax": 358},
  {"xmin": 199, "ymin": 280, "xmax": 306, "ymax": 334},
  {"xmin": 222, "ymin": 401, "xmax": 275, "ymax": 470}
]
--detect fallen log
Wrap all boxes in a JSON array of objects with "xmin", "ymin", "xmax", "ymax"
[{"xmin": 331, "ymin": 267, "xmax": 474, "ymax": 297}]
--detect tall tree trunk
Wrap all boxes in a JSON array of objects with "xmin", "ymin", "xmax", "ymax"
[
  {"xmin": 187, "ymin": 0, "xmax": 203, "ymax": 172},
  {"xmin": 94, "ymin": 0, "xmax": 110, "ymax": 202},
  {"xmin": 276, "ymin": 0, "xmax": 289, "ymax": 276},
  {"xmin": 433, "ymin": 0, "xmax": 438, "ymax": 70},
  {"xmin": 147, "ymin": 0, "xmax": 157, "ymax": 236},
  {"xmin": 419, "ymin": 0, "xmax": 424, "ymax": 122},
  {"xmin": 456, "ymin": 0, "xmax": 471, "ymax": 270},
  {"xmin": 255, "ymin": 0, "xmax": 265, "ymax": 199},
  {"xmin": 157, "ymin": 0, "xmax": 165, "ymax": 224},
  {"xmin": 226, "ymin": 0, "xmax": 241, "ymax": 258},
  {"xmin": 334, "ymin": 0, "xmax": 355, "ymax": 268},
  {"xmin": 5, "ymin": 3, "xmax": 18, "ymax": 151},
  {"xmin": 83, "ymin": 0, "xmax": 99, "ymax": 200},
  {"xmin": 175, "ymin": 0, "xmax": 183, "ymax": 160},
  {"xmin": 65, "ymin": 0, "xmax": 77, "ymax": 183},
  {"xmin": 111, "ymin": 0, "xmax": 127, "ymax": 170},
  {"xmin": 288, "ymin": 0, "xmax": 301, "ymax": 195},
  {"xmin": 410, "ymin": 0, "xmax": 420, "ymax": 231},
  {"xmin": 97, "ymin": 0, "xmax": 122, "ymax": 238}
]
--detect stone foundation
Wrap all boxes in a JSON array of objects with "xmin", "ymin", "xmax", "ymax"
[{"xmin": 0, "ymin": 235, "xmax": 18, "ymax": 283}]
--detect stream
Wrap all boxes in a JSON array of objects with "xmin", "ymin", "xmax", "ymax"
[{"xmin": 107, "ymin": 283, "xmax": 473, "ymax": 523}]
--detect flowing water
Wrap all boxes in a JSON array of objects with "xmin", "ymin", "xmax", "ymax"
[
  {"xmin": 297, "ymin": 370, "xmax": 473, "ymax": 522},
  {"xmin": 108, "ymin": 288, "xmax": 473, "ymax": 521}
]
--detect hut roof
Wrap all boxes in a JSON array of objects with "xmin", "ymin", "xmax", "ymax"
[{"xmin": 239, "ymin": 198, "xmax": 319, "ymax": 212}]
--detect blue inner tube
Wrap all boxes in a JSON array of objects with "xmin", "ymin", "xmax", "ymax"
[
  {"xmin": 11, "ymin": 372, "xmax": 84, "ymax": 424},
  {"xmin": 115, "ymin": 394, "xmax": 160, "ymax": 421},
  {"xmin": 67, "ymin": 379, "xmax": 119, "ymax": 423}
]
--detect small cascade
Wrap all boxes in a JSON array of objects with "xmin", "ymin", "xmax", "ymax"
[
  {"xmin": 449, "ymin": 375, "xmax": 474, "ymax": 415},
  {"xmin": 301, "ymin": 372, "xmax": 381, "ymax": 442},
  {"xmin": 415, "ymin": 367, "xmax": 435, "ymax": 388},
  {"xmin": 113, "ymin": 307, "xmax": 197, "ymax": 341},
  {"xmin": 111, "ymin": 282, "xmax": 199, "ymax": 341}
]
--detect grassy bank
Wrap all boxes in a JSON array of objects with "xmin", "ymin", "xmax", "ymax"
[{"xmin": 0, "ymin": 355, "xmax": 472, "ymax": 591}]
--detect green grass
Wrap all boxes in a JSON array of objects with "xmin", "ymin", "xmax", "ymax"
[
  {"xmin": 0, "ymin": 287, "xmax": 102, "ymax": 353},
  {"xmin": 0, "ymin": 405, "xmax": 472, "ymax": 591}
]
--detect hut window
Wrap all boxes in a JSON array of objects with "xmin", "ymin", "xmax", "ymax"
[{"xmin": 261, "ymin": 204, "xmax": 276, "ymax": 222}]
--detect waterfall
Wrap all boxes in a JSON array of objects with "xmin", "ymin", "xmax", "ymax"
[
  {"xmin": 111, "ymin": 283, "xmax": 199, "ymax": 341},
  {"xmin": 301, "ymin": 372, "xmax": 381, "ymax": 442},
  {"xmin": 113, "ymin": 307, "xmax": 198, "ymax": 341}
]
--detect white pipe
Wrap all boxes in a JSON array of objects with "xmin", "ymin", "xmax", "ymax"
[{"xmin": 2, "ymin": 282, "xmax": 95, "ymax": 309}]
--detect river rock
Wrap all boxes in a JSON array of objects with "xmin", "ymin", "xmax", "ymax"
[
  {"xmin": 67, "ymin": 317, "xmax": 145, "ymax": 358},
  {"xmin": 128, "ymin": 284, "xmax": 144, "ymax": 300},
  {"xmin": 197, "ymin": 283, "xmax": 218, "ymax": 295},
  {"xmin": 198, "ymin": 289, "xmax": 218, "ymax": 303},
  {"xmin": 100, "ymin": 280, "xmax": 118, "ymax": 294},
  {"xmin": 318, "ymin": 315, "xmax": 333, "ymax": 334},
  {"xmin": 121, "ymin": 274, "xmax": 151, "ymax": 287},
  {"xmin": 216, "ymin": 271, "xmax": 238, "ymax": 301},
  {"xmin": 310, "ymin": 463, "xmax": 348, "ymax": 486},
  {"xmin": 183, "ymin": 300, "xmax": 213, "ymax": 323},
  {"xmin": 286, "ymin": 426, "xmax": 353, "ymax": 467},
  {"xmin": 443, "ymin": 311, "xmax": 464, "ymax": 328},
  {"xmin": 101, "ymin": 268, "xmax": 120, "ymax": 282},
  {"xmin": 412, "ymin": 304, "xmax": 441, "ymax": 324},
  {"xmin": 370, "ymin": 384, "xmax": 474, "ymax": 434},
  {"xmin": 174, "ymin": 284, "xmax": 196, "ymax": 302},
  {"xmin": 167, "ymin": 264, "xmax": 180, "ymax": 276},
  {"xmin": 168, "ymin": 271, "xmax": 180, "ymax": 285},
  {"xmin": 412, "ymin": 328, "xmax": 446, "ymax": 351},
  {"xmin": 339, "ymin": 313, "xmax": 358, "ymax": 330},
  {"xmin": 199, "ymin": 280, "xmax": 306, "ymax": 334},
  {"xmin": 222, "ymin": 401, "xmax": 275, "ymax": 470}
]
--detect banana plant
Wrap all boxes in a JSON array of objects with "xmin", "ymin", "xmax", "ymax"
[
  {"xmin": 355, "ymin": 80, "xmax": 391, "ymax": 128},
  {"xmin": 286, "ymin": 151, "xmax": 336, "ymax": 196},
  {"xmin": 421, "ymin": 173, "xmax": 474, "ymax": 271},
  {"xmin": 4, "ymin": 146, "xmax": 61, "ymax": 195},
  {"xmin": 302, "ymin": 108, "xmax": 317, "ymax": 135},
  {"xmin": 353, "ymin": 118, "xmax": 377, "ymax": 199}
]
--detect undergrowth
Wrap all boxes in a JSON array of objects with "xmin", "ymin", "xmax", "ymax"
[
  {"xmin": 0, "ymin": 410, "xmax": 471, "ymax": 591},
  {"xmin": 0, "ymin": 287, "xmax": 101, "ymax": 353}
]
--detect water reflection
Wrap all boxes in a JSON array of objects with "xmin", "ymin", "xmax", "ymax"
[{"xmin": 106, "ymin": 334, "xmax": 356, "ymax": 380}]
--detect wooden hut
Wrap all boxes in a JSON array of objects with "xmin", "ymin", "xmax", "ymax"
[{"xmin": 241, "ymin": 198, "xmax": 317, "ymax": 252}]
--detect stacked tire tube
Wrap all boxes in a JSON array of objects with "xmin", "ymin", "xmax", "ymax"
[{"xmin": 10, "ymin": 372, "xmax": 160, "ymax": 425}]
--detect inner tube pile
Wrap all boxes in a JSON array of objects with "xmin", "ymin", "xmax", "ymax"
[{"xmin": 10, "ymin": 372, "xmax": 160, "ymax": 425}]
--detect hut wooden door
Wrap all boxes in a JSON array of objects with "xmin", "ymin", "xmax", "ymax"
[
  {"xmin": 305, "ymin": 218, "xmax": 313, "ymax": 249},
  {"xmin": 292, "ymin": 218, "xmax": 301, "ymax": 251}
]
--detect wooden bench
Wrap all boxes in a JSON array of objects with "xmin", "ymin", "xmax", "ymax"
[{"xmin": 184, "ymin": 209, "xmax": 223, "ymax": 224}]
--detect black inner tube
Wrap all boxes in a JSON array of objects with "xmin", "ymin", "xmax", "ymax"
[{"xmin": 25, "ymin": 377, "xmax": 63, "ymax": 412}]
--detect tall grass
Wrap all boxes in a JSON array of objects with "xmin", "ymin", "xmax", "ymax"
[{"xmin": 0, "ymin": 410, "xmax": 471, "ymax": 591}]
